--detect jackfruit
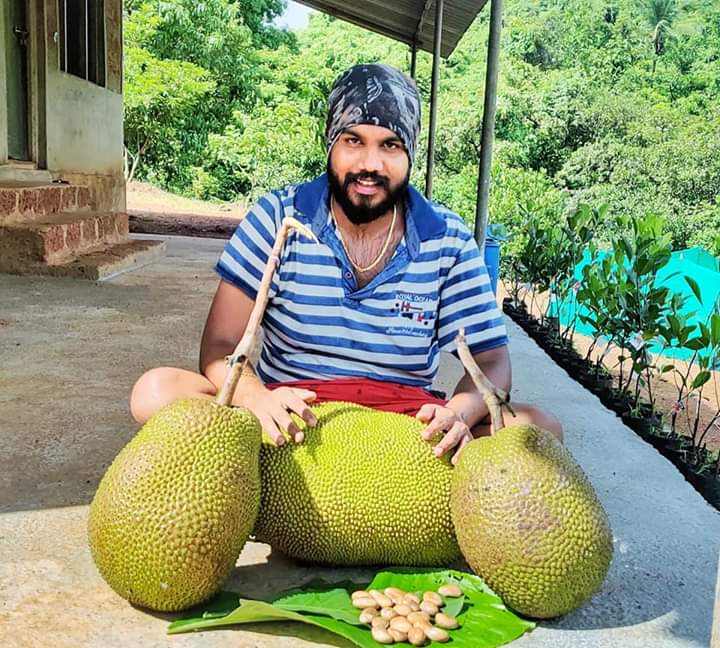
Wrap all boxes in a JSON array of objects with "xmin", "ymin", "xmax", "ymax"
[
  {"xmin": 88, "ymin": 398, "xmax": 261, "ymax": 611},
  {"xmin": 254, "ymin": 401, "xmax": 460, "ymax": 565},
  {"xmin": 450, "ymin": 424, "xmax": 613, "ymax": 618}
]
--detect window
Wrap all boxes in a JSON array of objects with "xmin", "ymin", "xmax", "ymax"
[{"xmin": 58, "ymin": 0, "xmax": 105, "ymax": 86}]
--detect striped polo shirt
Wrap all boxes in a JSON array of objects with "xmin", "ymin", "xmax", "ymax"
[{"xmin": 214, "ymin": 174, "xmax": 507, "ymax": 389}]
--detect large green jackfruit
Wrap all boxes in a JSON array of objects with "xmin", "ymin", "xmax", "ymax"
[
  {"xmin": 254, "ymin": 401, "xmax": 460, "ymax": 566},
  {"xmin": 450, "ymin": 424, "xmax": 613, "ymax": 618},
  {"xmin": 88, "ymin": 399, "xmax": 262, "ymax": 612}
]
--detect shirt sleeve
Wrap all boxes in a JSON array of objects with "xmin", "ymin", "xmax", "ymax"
[
  {"xmin": 213, "ymin": 192, "xmax": 281, "ymax": 300},
  {"xmin": 436, "ymin": 234, "xmax": 508, "ymax": 356}
]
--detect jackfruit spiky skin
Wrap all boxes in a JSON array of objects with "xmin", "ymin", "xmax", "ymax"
[
  {"xmin": 450, "ymin": 424, "xmax": 613, "ymax": 619},
  {"xmin": 254, "ymin": 401, "xmax": 460, "ymax": 566},
  {"xmin": 88, "ymin": 399, "xmax": 262, "ymax": 612}
]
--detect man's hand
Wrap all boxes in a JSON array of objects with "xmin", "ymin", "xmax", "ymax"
[
  {"xmin": 240, "ymin": 384, "xmax": 317, "ymax": 446},
  {"xmin": 416, "ymin": 403, "xmax": 473, "ymax": 465}
]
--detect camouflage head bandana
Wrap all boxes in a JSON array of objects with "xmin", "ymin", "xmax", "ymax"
[{"xmin": 325, "ymin": 63, "xmax": 422, "ymax": 166}]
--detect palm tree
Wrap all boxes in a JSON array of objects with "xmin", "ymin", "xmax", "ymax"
[{"xmin": 635, "ymin": 0, "xmax": 700, "ymax": 73}]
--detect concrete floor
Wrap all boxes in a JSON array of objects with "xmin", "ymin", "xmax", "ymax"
[{"xmin": 1, "ymin": 234, "xmax": 719, "ymax": 647}]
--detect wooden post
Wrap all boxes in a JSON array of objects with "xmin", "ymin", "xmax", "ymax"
[
  {"xmin": 712, "ymin": 556, "xmax": 720, "ymax": 647},
  {"xmin": 474, "ymin": 0, "xmax": 504, "ymax": 253},
  {"xmin": 424, "ymin": 0, "xmax": 443, "ymax": 199}
]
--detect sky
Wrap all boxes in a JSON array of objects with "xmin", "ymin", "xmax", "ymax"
[{"xmin": 275, "ymin": 1, "xmax": 316, "ymax": 30}]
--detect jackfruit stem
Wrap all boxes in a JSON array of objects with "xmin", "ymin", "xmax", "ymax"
[
  {"xmin": 215, "ymin": 217, "xmax": 319, "ymax": 407},
  {"xmin": 455, "ymin": 328, "xmax": 514, "ymax": 434}
]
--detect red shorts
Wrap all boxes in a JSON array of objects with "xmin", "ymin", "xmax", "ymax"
[{"xmin": 266, "ymin": 377, "xmax": 447, "ymax": 416}]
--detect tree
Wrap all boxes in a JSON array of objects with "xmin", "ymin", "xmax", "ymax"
[
  {"xmin": 122, "ymin": 0, "xmax": 291, "ymax": 189},
  {"xmin": 123, "ymin": 45, "xmax": 215, "ymax": 183},
  {"xmin": 635, "ymin": 0, "xmax": 700, "ymax": 72},
  {"xmin": 229, "ymin": 0, "xmax": 293, "ymax": 48},
  {"xmin": 123, "ymin": 0, "xmax": 720, "ymax": 256}
]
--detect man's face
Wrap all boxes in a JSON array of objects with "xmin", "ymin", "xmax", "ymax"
[{"xmin": 327, "ymin": 124, "xmax": 411, "ymax": 225}]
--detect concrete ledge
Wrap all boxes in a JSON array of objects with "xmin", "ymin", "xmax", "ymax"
[
  {"xmin": 0, "ymin": 166, "xmax": 53, "ymax": 185},
  {"xmin": 0, "ymin": 212, "xmax": 130, "ymax": 267},
  {"xmin": 1, "ymin": 238, "xmax": 166, "ymax": 280}
]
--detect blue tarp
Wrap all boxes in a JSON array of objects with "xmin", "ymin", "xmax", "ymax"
[{"xmin": 556, "ymin": 247, "xmax": 720, "ymax": 361}]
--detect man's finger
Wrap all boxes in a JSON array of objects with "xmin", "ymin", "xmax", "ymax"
[
  {"xmin": 434, "ymin": 422, "xmax": 467, "ymax": 457},
  {"xmin": 421, "ymin": 410, "xmax": 454, "ymax": 440},
  {"xmin": 285, "ymin": 397, "xmax": 320, "ymax": 441},
  {"xmin": 416, "ymin": 403, "xmax": 439, "ymax": 422},
  {"xmin": 433, "ymin": 429, "xmax": 458, "ymax": 457},
  {"xmin": 289, "ymin": 388, "xmax": 318, "ymax": 403},
  {"xmin": 451, "ymin": 433, "xmax": 472, "ymax": 466},
  {"xmin": 270, "ymin": 405, "xmax": 302, "ymax": 442},
  {"xmin": 278, "ymin": 391, "xmax": 317, "ymax": 430},
  {"xmin": 285, "ymin": 394, "xmax": 318, "ymax": 427},
  {"xmin": 259, "ymin": 415, "xmax": 284, "ymax": 447},
  {"xmin": 421, "ymin": 416, "xmax": 447, "ymax": 441}
]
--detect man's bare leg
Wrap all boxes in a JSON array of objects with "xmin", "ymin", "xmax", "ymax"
[
  {"xmin": 471, "ymin": 403, "xmax": 564, "ymax": 443},
  {"xmin": 131, "ymin": 370, "xmax": 563, "ymax": 445},
  {"xmin": 130, "ymin": 367, "xmax": 218, "ymax": 424}
]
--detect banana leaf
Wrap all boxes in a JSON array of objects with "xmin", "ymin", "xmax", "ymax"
[{"xmin": 167, "ymin": 567, "xmax": 535, "ymax": 647}]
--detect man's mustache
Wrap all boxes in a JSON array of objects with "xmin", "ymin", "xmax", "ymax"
[{"xmin": 344, "ymin": 172, "xmax": 390, "ymax": 189}]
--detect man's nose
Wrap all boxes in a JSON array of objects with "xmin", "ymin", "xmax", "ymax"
[{"xmin": 358, "ymin": 146, "xmax": 383, "ymax": 173}]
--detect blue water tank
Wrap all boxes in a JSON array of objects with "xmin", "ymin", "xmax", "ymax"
[{"xmin": 483, "ymin": 238, "xmax": 501, "ymax": 295}]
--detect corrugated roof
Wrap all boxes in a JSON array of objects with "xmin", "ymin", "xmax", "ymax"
[{"xmin": 294, "ymin": 0, "xmax": 490, "ymax": 58}]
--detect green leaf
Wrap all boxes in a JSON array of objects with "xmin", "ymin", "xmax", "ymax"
[
  {"xmin": 272, "ymin": 584, "xmax": 362, "ymax": 624},
  {"xmin": 684, "ymin": 276, "xmax": 703, "ymax": 305},
  {"xmin": 168, "ymin": 568, "xmax": 535, "ymax": 648},
  {"xmin": 700, "ymin": 323, "xmax": 711, "ymax": 343},
  {"xmin": 711, "ymin": 314, "xmax": 720, "ymax": 347},
  {"xmin": 441, "ymin": 593, "xmax": 466, "ymax": 618},
  {"xmin": 168, "ymin": 597, "xmax": 310, "ymax": 633},
  {"xmin": 680, "ymin": 325, "xmax": 697, "ymax": 344},
  {"xmin": 168, "ymin": 597, "xmax": 374, "ymax": 645},
  {"xmin": 685, "ymin": 337, "xmax": 708, "ymax": 351},
  {"xmin": 367, "ymin": 568, "xmax": 535, "ymax": 648},
  {"xmin": 691, "ymin": 370, "xmax": 712, "ymax": 390}
]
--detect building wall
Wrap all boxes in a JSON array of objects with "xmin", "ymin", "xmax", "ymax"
[
  {"xmin": 44, "ymin": 73, "xmax": 123, "ymax": 176},
  {"xmin": 0, "ymin": 2, "xmax": 11, "ymax": 164},
  {"xmin": 0, "ymin": 0, "xmax": 125, "ymax": 215},
  {"xmin": 43, "ymin": 0, "xmax": 125, "ymax": 212}
]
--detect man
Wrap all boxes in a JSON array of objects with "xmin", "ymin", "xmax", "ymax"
[{"xmin": 130, "ymin": 64, "xmax": 562, "ymax": 463}]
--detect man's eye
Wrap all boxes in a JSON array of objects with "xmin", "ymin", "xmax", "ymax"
[
  {"xmin": 346, "ymin": 137, "xmax": 360, "ymax": 145},
  {"xmin": 385, "ymin": 142, "xmax": 400, "ymax": 150}
]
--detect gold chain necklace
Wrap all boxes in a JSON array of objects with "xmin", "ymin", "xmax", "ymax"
[{"xmin": 330, "ymin": 197, "xmax": 397, "ymax": 274}]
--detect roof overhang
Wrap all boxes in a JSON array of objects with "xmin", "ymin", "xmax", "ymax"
[{"xmin": 294, "ymin": 0, "xmax": 490, "ymax": 59}]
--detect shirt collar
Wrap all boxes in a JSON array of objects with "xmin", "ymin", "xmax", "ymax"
[{"xmin": 293, "ymin": 173, "xmax": 446, "ymax": 259}]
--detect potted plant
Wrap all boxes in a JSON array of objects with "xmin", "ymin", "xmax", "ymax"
[
  {"xmin": 684, "ymin": 301, "xmax": 720, "ymax": 469},
  {"xmin": 546, "ymin": 204, "xmax": 603, "ymax": 354}
]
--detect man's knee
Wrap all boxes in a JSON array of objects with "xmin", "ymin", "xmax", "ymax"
[
  {"xmin": 513, "ymin": 404, "xmax": 564, "ymax": 443},
  {"xmin": 130, "ymin": 367, "xmax": 177, "ymax": 424}
]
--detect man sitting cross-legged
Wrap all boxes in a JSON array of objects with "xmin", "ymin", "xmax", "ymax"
[{"xmin": 130, "ymin": 63, "xmax": 562, "ymax": 464}]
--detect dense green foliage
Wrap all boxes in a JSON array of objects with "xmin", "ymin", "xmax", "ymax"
[{"xmin": 124, "ymin": 0, "xmax": 720, "ymax": 253}]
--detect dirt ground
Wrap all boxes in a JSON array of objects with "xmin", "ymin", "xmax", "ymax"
[
  {"xmin": 127, "ymin": 181, "xmax": 246, "ymax": 238},
  {"xmin": 127, "ymin": 181, "xmax": 246, "ymax": 217},
  {"xmin": 572, "ymin": 332, "xmax": 720, "ymax": 451},
  {"xmin": 503, "ymin": 284, "xmax": 720, "ymax": 453}
]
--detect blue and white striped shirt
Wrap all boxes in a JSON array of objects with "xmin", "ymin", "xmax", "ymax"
[{"xmin": 215, "ymin": 174, "xmax": 507, "ymax": 388}]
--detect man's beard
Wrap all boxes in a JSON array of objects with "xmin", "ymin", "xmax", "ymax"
[{"xmin": 327, "ymin": 163, "xmax": 409, "ymax": 225}]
